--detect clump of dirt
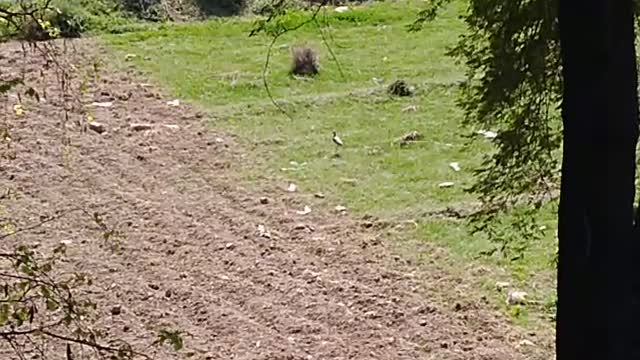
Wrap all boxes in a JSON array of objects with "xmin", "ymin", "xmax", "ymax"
[
  {"xmin": 388, "ymin": 79, "xmax": 415, "ymax": 96},
  {"xmin": 396, "ymin": 130, "xmax": 423, "ymax": 146},
  {"xmin": 290, "ymin": 46, "xmax": 319, "ymax": 77}
]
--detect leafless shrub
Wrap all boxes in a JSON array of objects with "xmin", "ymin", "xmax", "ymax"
[{"xmin": 290, "ymin": 46, "xmax": 319, "ymax": 77}]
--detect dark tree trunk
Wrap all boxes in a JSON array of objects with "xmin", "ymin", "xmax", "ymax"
[{"xmin": 557, "ymin": 0, "xmax": 639, "ymax": 359}]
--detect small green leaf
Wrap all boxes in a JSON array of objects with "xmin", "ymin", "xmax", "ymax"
[
  {"xmin": 0, "ymin": 303, "xmax": 10, "ymax": 326},
  {"xmin": 0, "ymin": 78, "xmax": 23, "ymax": 95},
  {"xmin": 46, "ymin": 298, "xmax": 59, "ymax": 311},
  {"xmin": 156, "ymin": 329, "xmax": 184, "ymax": 351}
]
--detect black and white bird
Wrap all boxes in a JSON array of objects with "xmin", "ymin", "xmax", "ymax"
[{"xmin": 332, "ymin": 131, "xmax": 344, "ymax": 147}]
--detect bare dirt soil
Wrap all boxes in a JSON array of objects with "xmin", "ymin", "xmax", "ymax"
[{"xmin": 0, "ymin": 40, "xmax": 553, "ymax": 359}]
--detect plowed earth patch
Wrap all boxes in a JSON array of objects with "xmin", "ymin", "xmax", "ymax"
[{"xmin": 0, "ymin": 40, "xmax": 552, "ymax": 360}]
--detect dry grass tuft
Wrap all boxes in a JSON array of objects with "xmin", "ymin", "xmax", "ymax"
[{"xmin": 290, "ymin": 46, "xmax": 319, "ymax": 77}]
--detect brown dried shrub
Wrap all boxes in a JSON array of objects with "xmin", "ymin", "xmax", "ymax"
[{"xmin": 290, "ymin": 46, "xmax": 319, "ymax": 76}]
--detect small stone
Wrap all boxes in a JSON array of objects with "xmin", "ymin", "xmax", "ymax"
[
  {"xmin": 148, "ymin": 283, "xmax": 160, "ymax": 290},
  {"xmin": 123, "ymin": 325, "xmax": 130, "ymax": 332},
  {"xmin": 225, "ymin": 242, "xmax": 235, "ymax": 250},
  {"xmin": 418, "ymin": 319, "xmax": 427, "ymax": 326},
  {"xmin": 110, "ymin": 306, "xmax": 122, "ymax": 315},
  {"xmin": 334, "ymin": 205, "xmax": 347, "ymax": 213},
  {"xmin": 518, "ymin": 339, "xmax": 535, "ymax": 347},
  {"xmin": 88, "ymin": 121, "xmax": 107, "ymax": 134},
  {"xmin": 166, "ymin": 99, "xmax": 180, "ymax": 107},
  {"xmin": 506, "ymin": 290, "xmax": 528, "ymax": 305},
  {"xmin": 165, "ymin": 289, "xmax": 173, "ymax": 298},
  {"xmin": 257, "ymin": 224, "xmax": 272, "ymax": 238},
  {"xmin": 259, "ymin": 197, "xmax": 269, "ymax": 204},
  {"xmin": 130, "ymin": 123, "xmax": 153, "ymax": 131},
  {"xmin": 296, "ymin": 205, "xmax": 312, "ymax": 215},
  {"xmin": 449, "ymin": 162, "xmax": 461, "ymax": 172},
  {"xmin": 287, "ymin": 183, "xmax": 297, "ymax": 192},
  {"xmin": 314, "ymin": 192, "xmax": 325, "ymax": 199}
]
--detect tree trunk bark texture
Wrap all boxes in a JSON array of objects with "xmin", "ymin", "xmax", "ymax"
[{"xmin": 557, "ymin": 0, "xmax": 639, "ymax": 359}]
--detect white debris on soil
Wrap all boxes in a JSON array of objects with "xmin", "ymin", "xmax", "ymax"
[
  {"xmin": 334, "ymin": 205, "xmax": 347, "ymax": 213},
  {"xmin": 296, "ymin": 205, "xmax": 312, "ymax": 215},
  {"xmin": 257, "ymin": 224, "xmax": 272, "ymax": 239},
  {"xmin": 518, "ymin": 339, "xmax": 535, "ymax": 348},
  {"xmin": 438, "ymin": 181, "xmax": 455, "ymax": 188},
  {"xmin": 506, "ymin": 290, "xmax": 528, "ymax": 305},
  {"xmin": 476, "ymin": 129, "xmax": 498, "ymax": 140},
  {"xmin": 90, "ymin": 101, "xmax": 113, "ymax": 108}
]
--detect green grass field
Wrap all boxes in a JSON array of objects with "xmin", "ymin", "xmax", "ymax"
[{"xmin": 104, "ymin": 0, "xmax": 558, "ymax": 327}]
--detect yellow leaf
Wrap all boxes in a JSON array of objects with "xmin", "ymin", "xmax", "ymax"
[{"xmin": 13, "ymin": 104, "xmax": 24, "ymax": 116}]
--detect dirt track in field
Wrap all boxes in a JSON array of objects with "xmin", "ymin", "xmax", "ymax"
[{"xmin": 0, "ymin": 40, "xmax": 553, "ymax": 359}]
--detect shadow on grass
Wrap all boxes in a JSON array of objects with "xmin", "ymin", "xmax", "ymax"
[{"xmin": 190, "ymin": 0, "xmax": 245, "ymax": 17}]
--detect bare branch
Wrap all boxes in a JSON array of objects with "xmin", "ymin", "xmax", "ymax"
[
  {"xmin": 0, "ymin": 207, "xmax": 85, "ymax": 240},
  {"xmin": 257, "ymin": 0, "xmax": 329, "ymax": 120}
]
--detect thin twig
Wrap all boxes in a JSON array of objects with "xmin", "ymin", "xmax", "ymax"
[
  {"xmin": 0, "ymin": 207, "xmax": 85, "ymax": 240},
  {"xmin": 314, "ymin": 17, "xmax": 345, "ymax": 80},
  {"xmin": 261, "ymin": 35, "xmax": 292, "ymax": 120},
  {"xmin": 39, "ymin": 330, "xmax": 153, "ymax": 360},
  {"xmin": 260, "ymin": 1, "xmax": 329, "ymax": 120}
]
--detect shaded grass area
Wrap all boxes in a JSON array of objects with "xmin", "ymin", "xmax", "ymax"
[{"xmin": 103, "ymin": 0, "xmax": 557, "ymax": 329}]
